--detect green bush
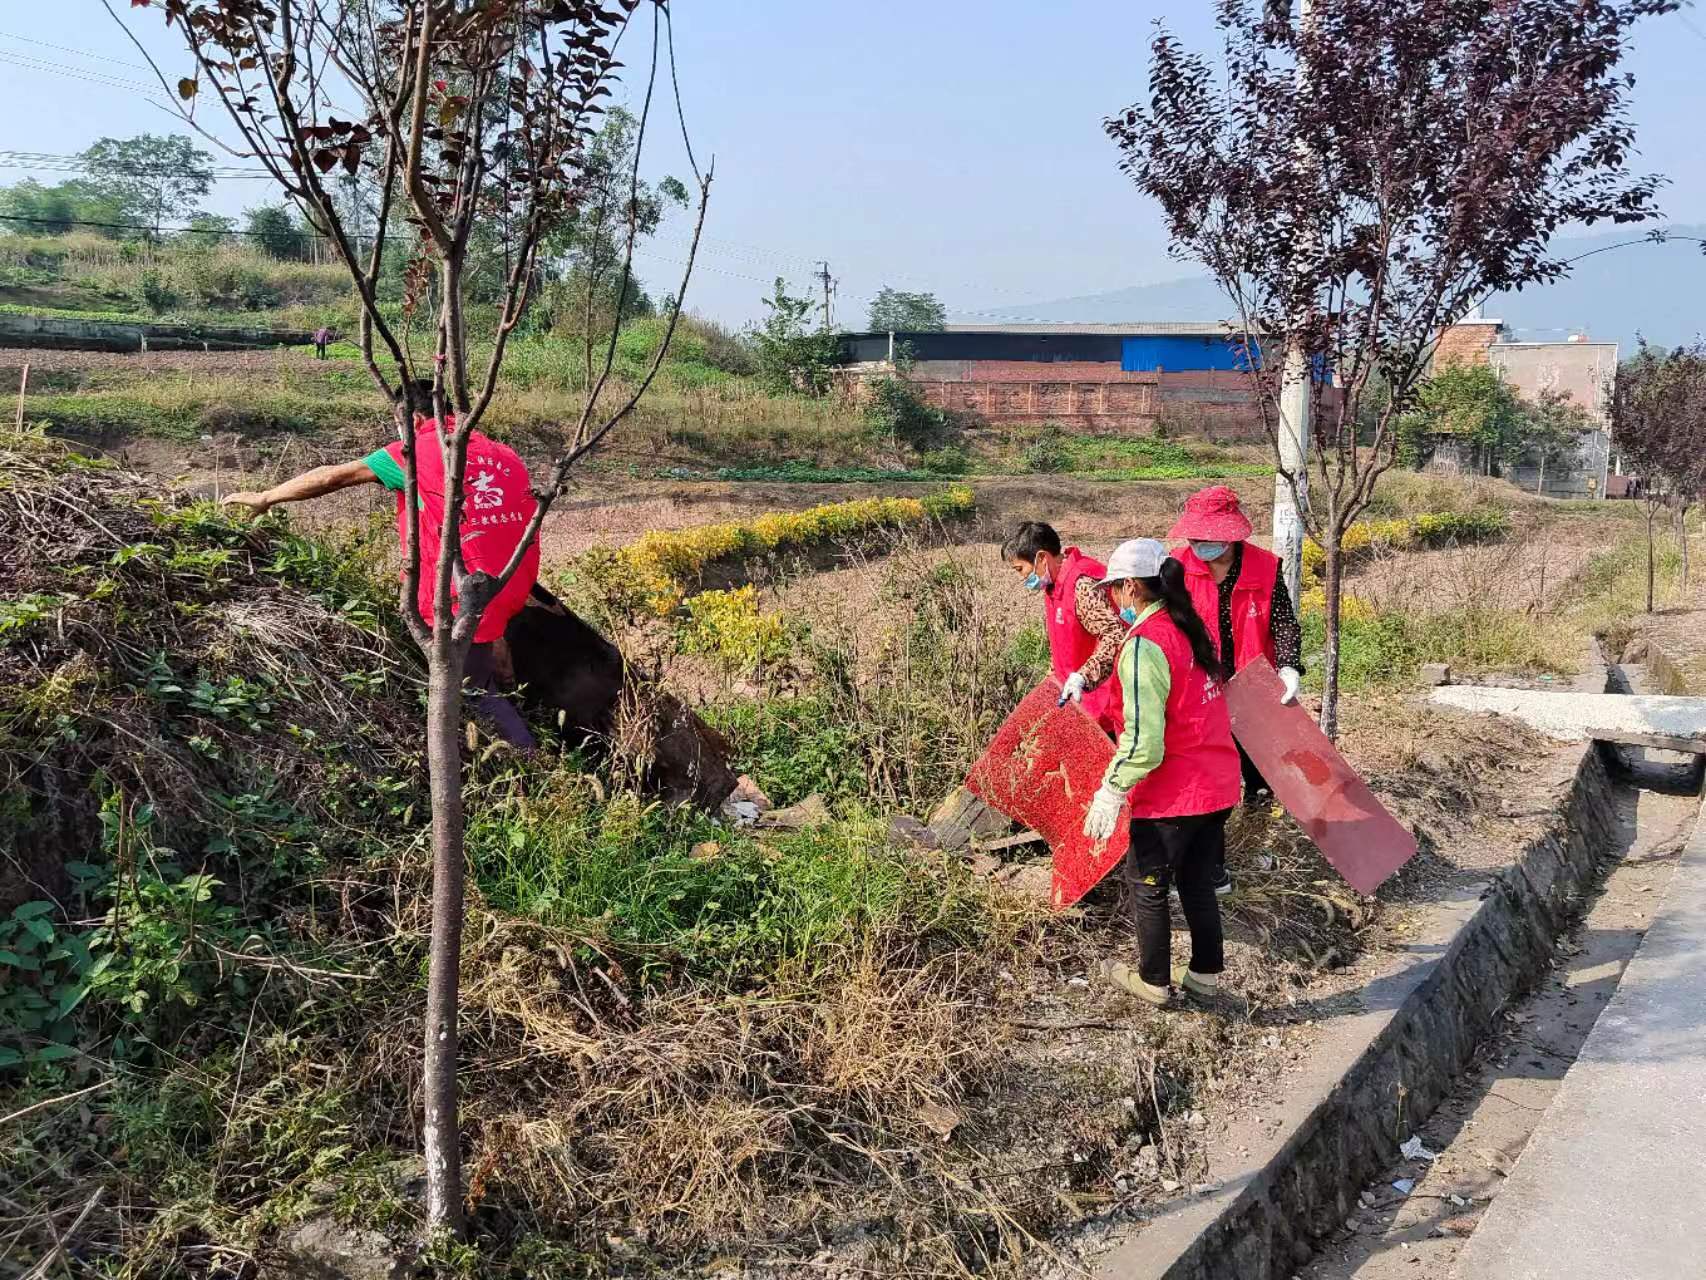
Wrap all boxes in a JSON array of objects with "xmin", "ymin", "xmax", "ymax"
[
  {"xmin": 918, "ymin": 444, "xmax": 970, "ymax": 475},
  {"xmin": 466, "ymin": 778, "xmax": 983, "ymax": 986},
  {"xmin": 702, "ymin": 696, "xmax": 865, "ymax": 809},
  {"xmin": 138, "ymin": 268, "xmax": 177, "ymax": 314},
  {"xmin": 1006, "ymin": 623, "xmax": 1049, "ymax": 676},
  {"xmin": 1410, "ymin": 507, "xmax": 1509, "ymax": 546},
  {"xmin": 1022, "ymin": 427, "xmax": 1067, "ymax": 473},
  {"xmin": 863, "ymin": 376, "xmax": 951, "ymax": 450},
  {"xmin": 1301, "ymin": 592, "xmax": 1572, "ymax": 689}
]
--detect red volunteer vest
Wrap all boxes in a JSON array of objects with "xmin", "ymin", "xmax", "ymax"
[
  {"xmin": 1176, "ymin": 543, "xmax": 1280, "ymax": 672},
  {"xmin": 1122, "ymin": 608, "xmax": 1242, "ymax": 820},
  {"xmin": 1044, "ymin": 548, "xmax": 1124, "ymax": 738},
  {"xmin": 382, "ymin": 421, "xmax": 540, "ymax": 644}
]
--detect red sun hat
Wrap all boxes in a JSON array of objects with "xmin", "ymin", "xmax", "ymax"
[{"xmin": 1169, "ymin": 485, "xmax": 1254, "ymax": 542}]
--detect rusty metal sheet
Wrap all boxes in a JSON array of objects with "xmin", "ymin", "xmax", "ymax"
[
  {"xmin": 1226, "ymin": 658, "xmax": 1417, "ymax": 895},
  {"xmin": 966, "ymin": 677, "xmax": 1129, "ymax": 909}
]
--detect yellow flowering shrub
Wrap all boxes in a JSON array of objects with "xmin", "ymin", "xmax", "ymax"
[
  {"xmin": 599, "ymin": 486, "xmax": 976, "ymax": 615},
  {"xmin": 1297, "ymin": 587, "xmax": 1376, "ymax": 623},
  {"xmin": 678, "ymin": 586, "xmax": 791, "ymax": 673},
  {"xmin": 1301, "ymin": 508, "xmax": 1505, "ymax": 577}
]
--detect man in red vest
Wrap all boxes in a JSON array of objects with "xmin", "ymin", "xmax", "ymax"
[
  {"xmin": 222, "ymin": 380, "xmax": 541, "ymax": 748},
  {"xmin": 1002, "ymin": 521, "xmax": 1126, "ymax": 739},
  {"xmin": 1169, "ymin": 484, "xmax": 1304, "ymax": 796}
]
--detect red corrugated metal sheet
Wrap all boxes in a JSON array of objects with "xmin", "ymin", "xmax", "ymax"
[
  {"xmin": 1224, "ymin": 659, "xmax": 1417, "ymax": 895},
  {"xmin": 966, "ymin": 677, "xmax": 1130, "ymax": 909}
]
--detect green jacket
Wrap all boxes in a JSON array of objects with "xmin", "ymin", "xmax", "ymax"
[{"xmin": 1104, "ymin": 601, "xmax": 1171, "ymax": 793}]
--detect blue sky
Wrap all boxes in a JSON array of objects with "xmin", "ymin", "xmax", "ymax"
[{"xmin": 3, "ymin": 2, "xmax": 1704, "ymax": 328}]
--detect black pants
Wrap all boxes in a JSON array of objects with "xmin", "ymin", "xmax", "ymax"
[
  {"xmin": 1123, "ymin": 808, "xmax": 1230, "ymax": 988},
  {"xmin": 1239, "ymin": 743, "xmax": 1270, "ymax": 800},
  {"xmin": 464, "ymin": 641, "xmax": 536, "ymax": 750}
]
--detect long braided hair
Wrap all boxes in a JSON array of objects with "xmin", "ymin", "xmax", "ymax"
[{"xmin": 1135, "ymin": 557, "xmax": 1231, "ymax": 684}]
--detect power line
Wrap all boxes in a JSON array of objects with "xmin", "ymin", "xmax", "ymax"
[
  {"xmin": 0, "ymin": 150, "xmax": 275, "ymax": 182},
  {"xmin": 0, "ymin": 48, "xmax": 165, "ymax": 98},
  {"xmin": 0, "ymin": 211, "xmax": 368, "ymax": 242},
  {"xmin": 0, "ymin": 29, "xmax": 149, "ymax": 71}
]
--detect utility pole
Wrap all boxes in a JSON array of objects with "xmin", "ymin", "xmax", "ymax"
[
  {"xmin": 815, "ymin": 260, "xmax": 836, "ymax": 330},
  {"xmin": 1273, "ymin": 0, "xmax": 1313, "ymax": 609}
]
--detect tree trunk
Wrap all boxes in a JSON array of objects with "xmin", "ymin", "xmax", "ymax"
[
  {"xmin": 1645, "ymin": 502, "xmax": 1657, "ymax": 614},
  {"xmin": 1536, "ymin": 452, "xmax": 1545, "ymax": 495},
  {"xmin": 1677, "ymin": 503, "xmax": 1691, "ymax": 594},
  {"xmin": 421, "ymin": 636, "xmax": 470, "ymax": 1237},
  {"xmin": 1318, "ymin": 531, "xmax": 1343, "ymax": 741}
]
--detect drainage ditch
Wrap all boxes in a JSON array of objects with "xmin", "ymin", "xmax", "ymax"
[
  {"xmin": 1297, "ymin": 762, "xmax": 1697, "ymax": 1279},
  {"xmin": 1081, "ymin": 650, "xmax": 1703, "ymax": 1280}
]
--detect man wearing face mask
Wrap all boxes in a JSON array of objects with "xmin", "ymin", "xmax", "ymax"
[
  {"xmin": 1169, "ymin": 485, "xmax": 1305, "ymax": 802},
  {"xmin": 1001, "ymin": 521, "xmax": 1127, "ymax": 739}
]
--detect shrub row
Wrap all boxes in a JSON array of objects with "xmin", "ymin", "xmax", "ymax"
[
  {"xmin": 1302, "ymin": 506, "xmax": 1509, "ymax": 576},
  {"xmin": 586, "ymin": 487, "xmax": 976, "ymax": 615}
]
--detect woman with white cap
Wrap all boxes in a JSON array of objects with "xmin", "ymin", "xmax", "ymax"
[{"xmin": 1082, "ymin": 538, "xmax": 1241, "ymax": 1006}]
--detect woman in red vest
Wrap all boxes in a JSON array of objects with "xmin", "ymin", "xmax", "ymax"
[
  {"xmin": 1170, "ymin": 485, "xmax": 1304, "ymax": 789},
  {"xmin": 223, "ymin": 380, "xmax": 540, "ymax": 748},
  {"xmin": 1081, "ymin": 538, "xmax": 1240, "ymax": 1007},
  {"xmin": 1002, "ymin": 521, "xmax": 1126, "ymax": 739}
]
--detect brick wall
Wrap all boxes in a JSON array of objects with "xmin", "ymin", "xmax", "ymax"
[
  {"xmin": 840, "ymin": 360, "xmax": 1274, "ymax": 438},
  {"xmin": 1433, "ymin": 321, "xmax": 1503, "ymax": 367}
]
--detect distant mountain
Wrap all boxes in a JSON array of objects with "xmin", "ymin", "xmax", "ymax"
[
  {"xmin": 954, "ymin": 274, "xmax": 1230, "ymax": 327},
  {"xmin": 965, "ymin": 224, "xmax": 1706, "ymax": 356}
]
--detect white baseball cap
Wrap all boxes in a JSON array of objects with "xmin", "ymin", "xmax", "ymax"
[{"xmin": 1099, "ymin": 537, "xmax": 1167, "ymax": 585}]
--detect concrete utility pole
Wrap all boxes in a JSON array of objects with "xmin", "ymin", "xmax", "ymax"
[
  {"xmin": 815, "ymin": 260, "xmax": 836, "ymax": 330},
  {"xmin": 1273, "ymin": 0, "xmax": 1313, "ymax": 608}
]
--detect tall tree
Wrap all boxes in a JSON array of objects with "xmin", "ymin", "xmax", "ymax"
[
  {"xmin": 1398, "ymin": 362, "xmax": 1524, "ymax": 473},
  {"xmin": 1611, "ymin": 340, "xmax": 1706, "ymax": 605},
  {"xmin": 1108, "ymin": 0, "xmax": 1676, "ymax": 737},
  {"xmin": 535, "ymin": 105, "xmax": 688, "ymax": 343},
  {"xmin": 867, "ymin": 286, "xmax": 946, "ymax": 332},
  {"xmin": 0, "ymin": 177, "xmax": 133, "ymax": 236},
  {"xmin": 80, "ymin": 134, "xmax": 215, "ymax": 237},
  {"xmin": 123, "ymin": 0, "xmax": 709, "ymax": 1240},
  {"xmin": 245, "ymin": 203, "xmax": 309, "ymax": 260},
  {"xmin": 752, "ymin": 277, "xmax": 840, "ymax": 396},
  {"xmin": 1511, "ymin": 390, "xmax": 1590, "ymax": 495}
]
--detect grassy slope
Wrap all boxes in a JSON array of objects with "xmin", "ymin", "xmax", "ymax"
[
  {"xmin": 0, "ymin": 439, "xmax": 1096, "ymax": 1277},
  {"xmin": 0, "ymin": 429, "xmax": 1668, "ymax": 1275}
]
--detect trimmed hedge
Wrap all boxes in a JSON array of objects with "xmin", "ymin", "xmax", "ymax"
[
  {"xmin": 586, "ymin": 486, "xmax": 976, "ymax": 615},
  {"xmin": 1302, "ymin": 507, "xmax": 1509, "ymax": 577}
]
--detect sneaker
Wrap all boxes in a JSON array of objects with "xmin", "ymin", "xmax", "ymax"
[
  {"xmin": 1099, "ymin": 959, "xmax": 1172, "ymax": 1007},
  {"xmin": 1171, "ymin": 964, "xmax": 1220, "ymax": 999},
  {"xmin": 1170, "ymin": 869, "xmax": 1234, "ymax": 898}
]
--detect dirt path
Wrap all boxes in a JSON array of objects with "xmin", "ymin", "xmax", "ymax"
[
  {"xmin": 0, "ymin": 345, "xmax": 324, "ymax": 377},
  {"xmin": 1300, "ymin": 776, "xmax": 1697, "ymax": 1280}
]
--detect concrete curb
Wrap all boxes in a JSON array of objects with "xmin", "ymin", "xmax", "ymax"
[
  {"xmin": 1088, "ymin": 741, "xmax": 1621, "ymax": 1280},
  {"xmin": 1450, "ymin": 789, "xmax": 1706, "ymax": 1279}
]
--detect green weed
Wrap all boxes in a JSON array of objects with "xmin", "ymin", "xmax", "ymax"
[{"xmin": 465, "ymin": 778, "xmax": 984, "ymax": 987}]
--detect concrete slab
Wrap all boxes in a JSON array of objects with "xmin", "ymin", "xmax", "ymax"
[
  {"xmin": 1430, "ymin": 686, "xmax": 1706, "ymax": 754},
  {"xmin": 1453, "ymin": 796, "xmax": 1706, "ymax": 1280}
]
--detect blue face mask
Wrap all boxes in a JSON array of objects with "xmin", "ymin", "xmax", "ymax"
[
  {"xmin": 1120, "ymin": 605, "xmax": 1139, "ymax": 625},
  {"xmin": 1023, "ymin": 572, "xmax": 1044, "ymax": 592},
  {"xmin": 1191, "ymin": 540, "xmax": 1231, "ymax": 563}
]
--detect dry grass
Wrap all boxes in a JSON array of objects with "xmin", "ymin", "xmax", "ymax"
[{"xmin": 452, "ymin": 907, "xmax": 1061, "ymax": 1275}]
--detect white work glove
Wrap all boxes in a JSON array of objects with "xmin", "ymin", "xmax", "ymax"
[
  {"xmin": 1058, "ymin": 671, "xmax": 1087, "ymax": 707},
  {"xmin": 1278, "ymin": 666, "xmax": 1301, "ymax": 706},
  {"xmin": 1083, "ymin": 783, "xmax": 1127, "ymax": 843}
]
